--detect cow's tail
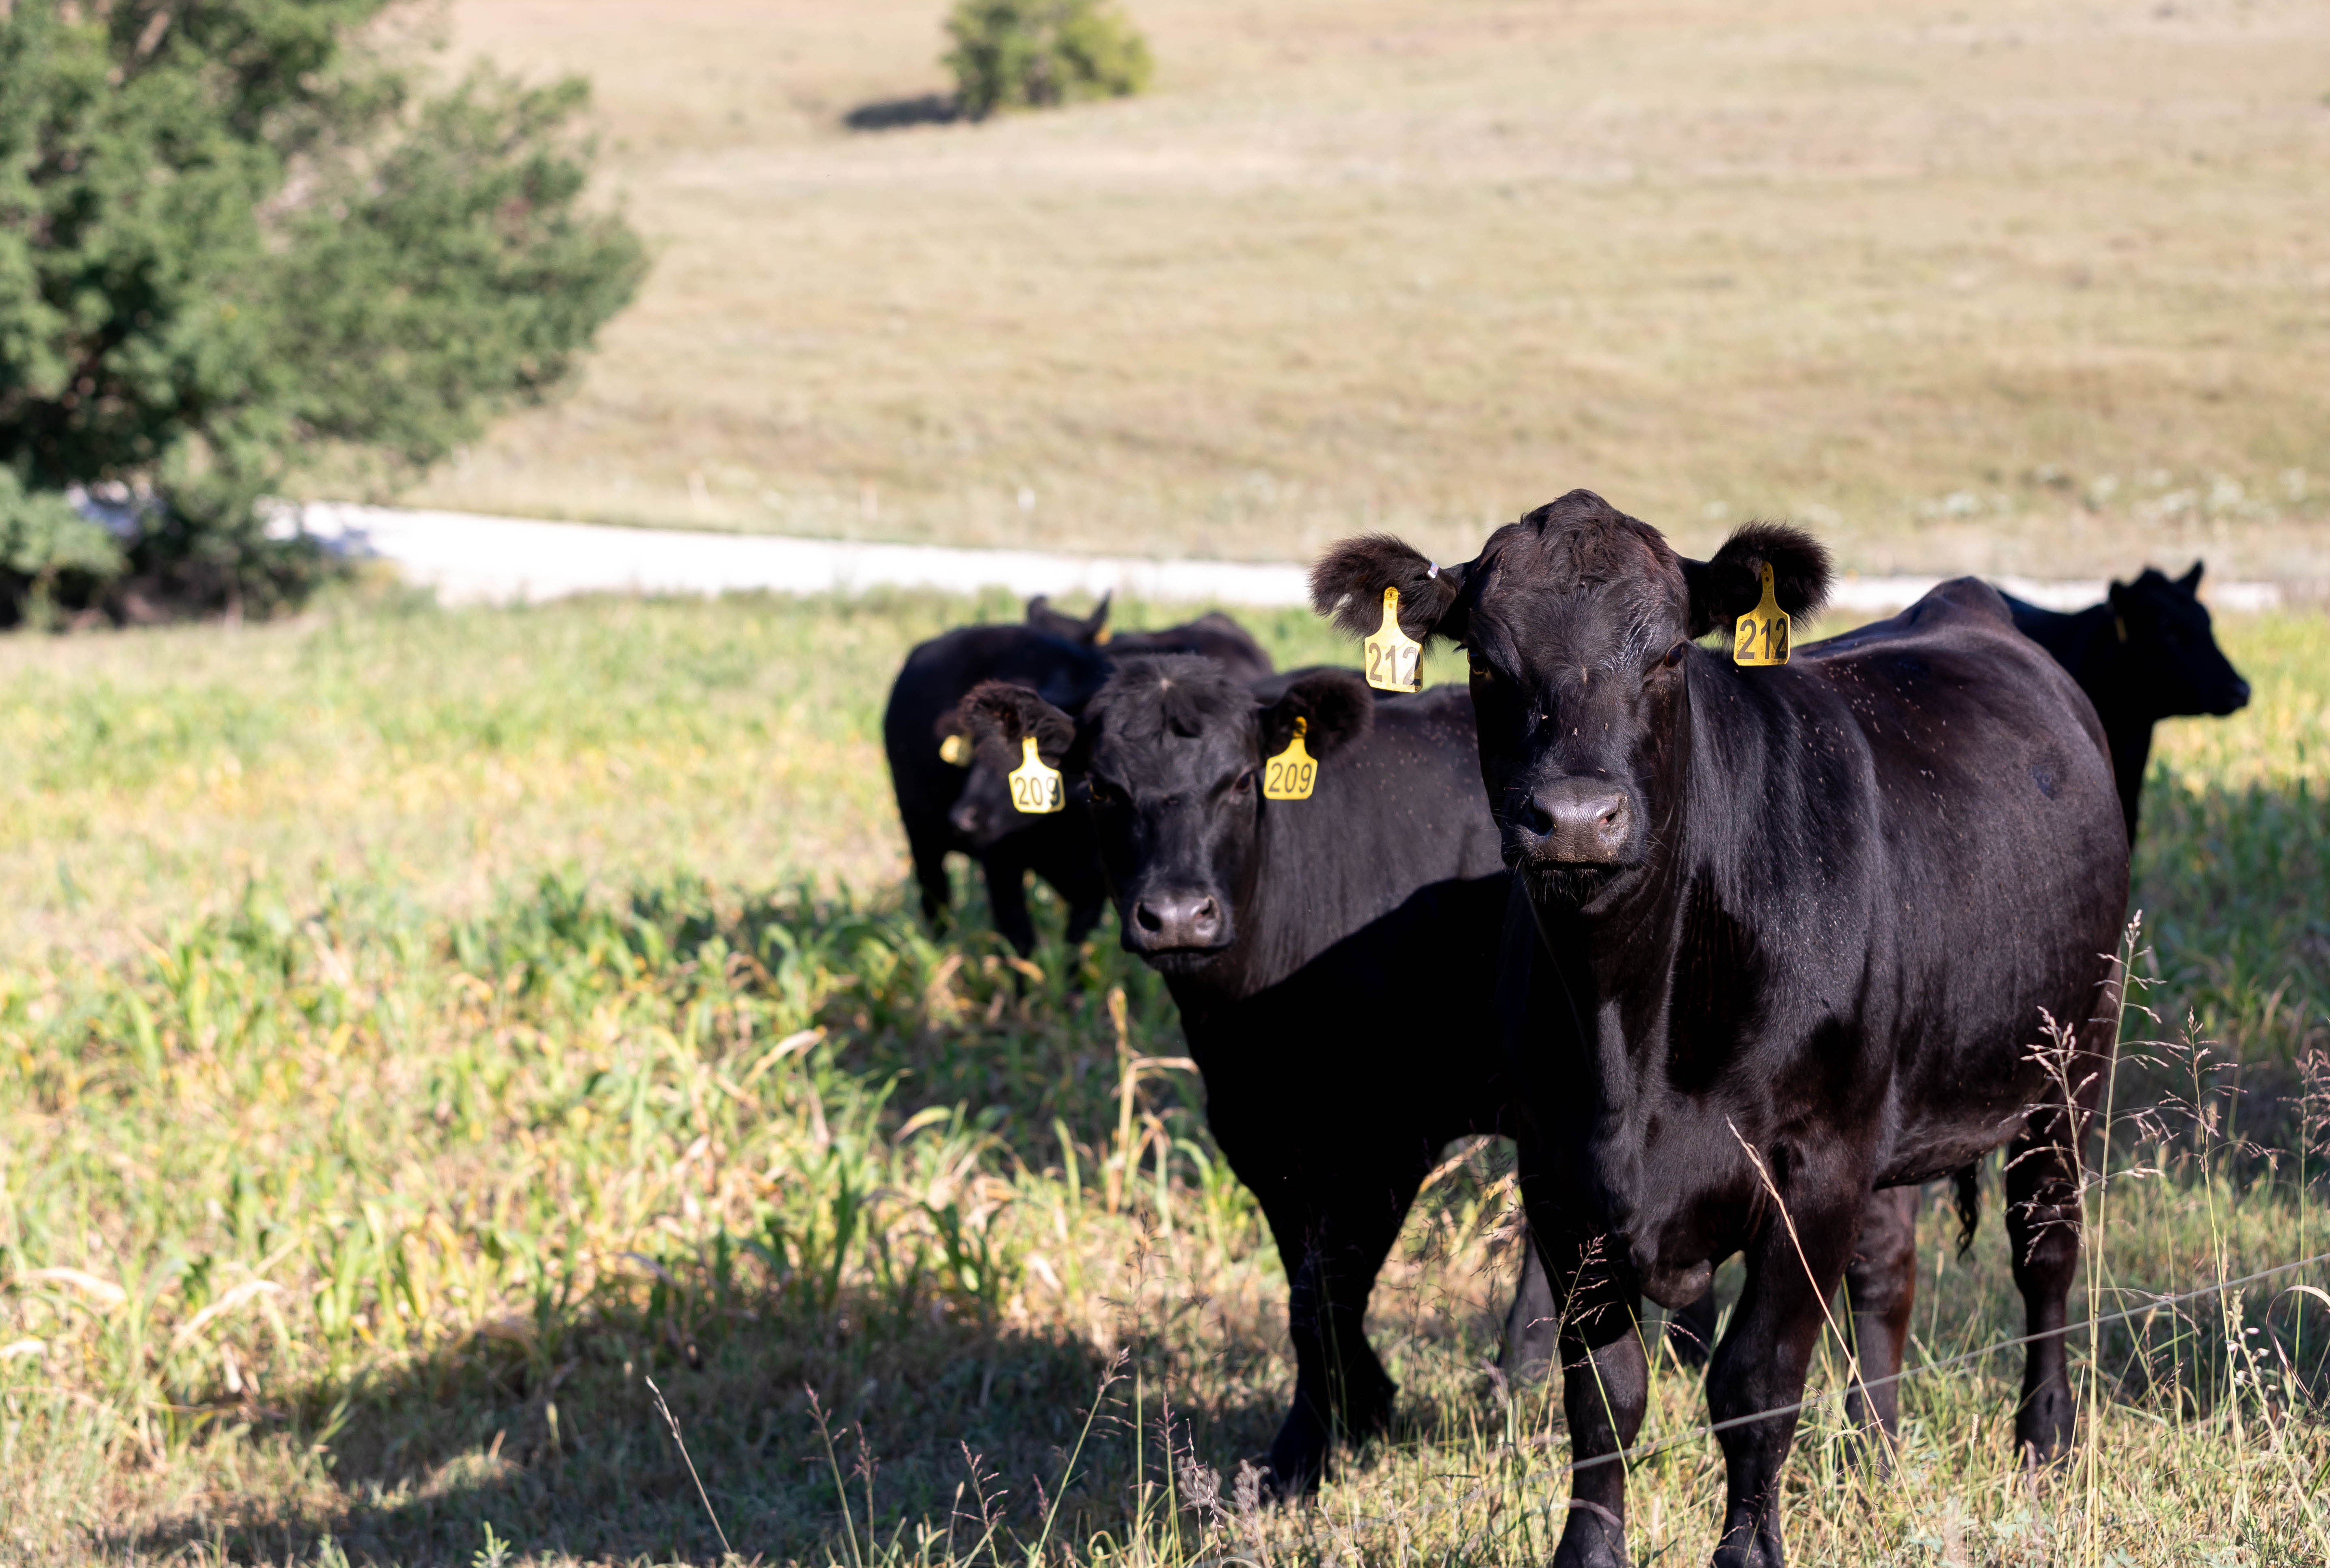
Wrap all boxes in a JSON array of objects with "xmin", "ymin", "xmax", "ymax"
[{"xmin": 1952, "ymin": 1162, "xmax": 1982, "ymax": 1257}]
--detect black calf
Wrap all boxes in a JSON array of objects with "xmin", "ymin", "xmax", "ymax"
[
  {"xmin": 961, "ymin": 658, "xmax": 1545, "ymax": 1497},
  {"xmin": 2003, "ymin": 562, "xmax": 2249, "ymax": 838}
]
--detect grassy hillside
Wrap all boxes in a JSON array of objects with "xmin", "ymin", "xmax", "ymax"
[
  {"xmin": 302, "ymin": 0, "xmax": 2330, "ymax": 580},
  {"xmin": 3, "ymin": 591, "xmax": 2329, "ymax": 1564}
]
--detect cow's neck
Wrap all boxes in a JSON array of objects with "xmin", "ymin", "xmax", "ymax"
[
  {"xmin": 1521, "ymin": 695, "xmax": 1704, "ymax": 1076},
  {"xmin": 2058, "ymin": 608, "xmax": 2152, "ymax": 838}
]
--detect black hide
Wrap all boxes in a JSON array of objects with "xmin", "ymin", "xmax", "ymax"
[
  {"xmin": 1312, "ymin": 491, "xmax": 2130, "ymax": 1568},
  {"xmin": 961, "ymin": 657, "xmax": 1537, "ymax": 1497},
  {"xmin": 2002, "ymin": 562, "xmax": 2249, "ymax": 838}
]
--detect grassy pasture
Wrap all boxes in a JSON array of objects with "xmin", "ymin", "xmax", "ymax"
[
  {"xmin": 3, "ymin": 590, "xmax": 2330, "ymax": 1564},
  {"xmin": 317, "ymin": 0, "xmax": 2330, "ymax": 580}
]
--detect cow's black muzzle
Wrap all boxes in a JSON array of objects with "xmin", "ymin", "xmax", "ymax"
[{"xmin": 1121, "ymin": 885, "xmax": 1233, "ymax": 957}]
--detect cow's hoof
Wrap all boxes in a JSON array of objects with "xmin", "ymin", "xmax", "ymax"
[
  {"xmin": 1260, "ymin": 1431, "xmax": 1330, "ymax": 1505},
  {"xmin": 1709, "ymin": 1509, "xmax": 1785, "ymax": 1568},
  {"xmin": 2016, "ymin": 1390, "xmax": 2076, "ymax": 1467},
  {"xmin": 1551, "ymin": 1503, "xmax": 1629, "ymax": 1568},
  {"xmin": 1257, "ymin": 1458, "xmax": 1324, "ymax": 1505}
]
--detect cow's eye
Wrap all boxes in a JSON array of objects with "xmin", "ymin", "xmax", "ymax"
[
  {"xmin": 1468, "ymin": 655, "xmax": 1496, "ymax": 684},
  {"xmin": 1662, "ymin": 641, "xmax": 1689, "ymax": 669},
  {"xmin": 1232, "ymin": 769, "xmax": 1256, "ymax": 795}
]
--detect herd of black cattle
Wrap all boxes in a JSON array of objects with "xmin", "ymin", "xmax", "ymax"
[{"xmin": 881, "ymin": 492, "xmax": 2252, "ymax": 1567}]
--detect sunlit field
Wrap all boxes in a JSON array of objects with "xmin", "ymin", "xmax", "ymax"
[
  {"xmin": 4, "ymin": 590, "xmax": 2328, "ymax": 1565},
  {"xmin": 299, "ymin": 0, "xmax": 2330, "ymax": 581}
]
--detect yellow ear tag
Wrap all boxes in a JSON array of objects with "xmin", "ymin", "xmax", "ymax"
[
  {"xmin": 1006, "ymin": 736, "xmax": 1065, "ymax": 814},
  {"xmin": 938, "ymin": 732, "xmax": 970, "ymax": 766},
  {"xmin": 1093, "ymin": 623, "xmax": 1113, "ymax": 646},
  {"xmin": 1731, "ymin": 562, "xmax": 1792, "ymax": 667},
  {"xmin": 1263, "ymin": 716, "xmax": 1317, "ymax": 801},
  {"xmin": 1364, "ymin": 585, "xmax": 1423, "ymax": 692}
]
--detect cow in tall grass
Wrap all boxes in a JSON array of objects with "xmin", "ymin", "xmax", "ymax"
[
  {"xmin": 959, "ymin": 658, "xmax": 1546, "ymax": 1497},
  {"xmin": 1313, "ymin": 491, "xmax": 2129, "ymax": 1568}
]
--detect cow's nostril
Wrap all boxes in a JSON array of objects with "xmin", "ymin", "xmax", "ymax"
[{"xmin": 1135, "ymin": 902, "xmax": 1165, "ymax": 933}]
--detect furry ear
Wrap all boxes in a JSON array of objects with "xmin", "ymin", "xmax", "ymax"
[
  {"xmin": 1680, "ymin": 522, "xmax": 1832, "ymax": 638},
  {"xmin": 2177, "ymin": 560, "xmax": 2204, "ymax": 594},
  {"xmin": 1259, "ymin": 668, "xmax": 1374, "ymax": 762},
  {"xmin": 957, "ymin": 681, "xmax": 1078, "ymax": 769},
  {"xmin": 1309, "ymin": 535, "xmax": 1471, "ymax": 646},
  {"xmin": 1025, "ymin": 592, "xmax": 1110, "ymax": 645}
]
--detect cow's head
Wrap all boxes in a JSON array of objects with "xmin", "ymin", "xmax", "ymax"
[
  {"xmin": 959, "ymin": 656, "xmax": 1372, "ymax": 964},
  {"xmin": 1311, "ymin": 490, "xmax": 1828, "ymax": 903},
  {"xmin": 2108, "ymin": 562, "xmax": 2250, "ymax": 718},
  {"xmin": 943, "ymin": 644, "xmax": 1113, "ymax": 849}
]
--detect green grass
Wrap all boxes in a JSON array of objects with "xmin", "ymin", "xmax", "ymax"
[{"xmin": 3, "ymin": 592, "xmax": 2329, "ymax": 1565}]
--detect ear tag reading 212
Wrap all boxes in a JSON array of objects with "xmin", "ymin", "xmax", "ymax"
[
  {"xmin": 1731, "ymin": 562, "xmax": 1791, "ymax": 667},
  {"xmin": 1364, "ymin": 586, "xmax": 1423, "ymax": 693},
  {"xmin": 1007, "ymin": 736, "xmax": 1065, "ymax": 814},
  {"xmin": 1263, "ymin": 717, "xmax": 1317, "ymax": 801}
]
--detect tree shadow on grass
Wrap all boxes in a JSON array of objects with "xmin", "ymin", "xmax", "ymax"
[{"xmin": 842, "ymin": 94, "xmax": 962, "ymax": 132}]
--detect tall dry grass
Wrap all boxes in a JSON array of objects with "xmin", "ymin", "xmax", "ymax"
[{"xmin": 3, "ymin": 592, "xmax": 2328, "ymax": 1563}]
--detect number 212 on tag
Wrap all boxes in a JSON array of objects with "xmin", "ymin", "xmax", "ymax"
[{"xmin": 1732, "ymin": 562, "xmax": 1791, "ymax": 667}]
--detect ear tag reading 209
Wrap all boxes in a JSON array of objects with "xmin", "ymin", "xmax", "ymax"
[
  {"xmin": 1731, "ymin": 562, "xmax": 1791, "ymax": 667},
  {"xmin": 1364, "ymin": 586, "xmax": 1423, "ymax": 693},
  {"xmin": 1007, "ymin": 736, "xmax": 1065, "ymax": 814},
  {"xmin": 938, "ymin": 733, "xmax": 971, "ymax": 766},
  {"xmin": 1262, "ymin": 717, "xmax": 1317, "ymax": 801}
]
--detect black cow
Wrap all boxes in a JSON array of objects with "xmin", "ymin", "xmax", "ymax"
[
  {"xmin": 2003, "ymin": 563, "xmax": 2249, "ymax": 838},
  {"xmin": 1634, "ymin": 561, "xmax": 2254, "ymax": 1383},
  {"xmin": 1313, "ymin": 492, "xmax": 2128, "ymax": 1568},
  {"xmin": 883, "ymin": 601, "xmax": 1272, "ymax": 957},
  {"xmin": 960, "ymin": 657, "xmax": 1549, "ymax": 1496}
]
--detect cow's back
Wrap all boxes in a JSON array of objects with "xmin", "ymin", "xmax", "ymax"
[{"xmin": 1743, "ymin": 579, "xmax": 2126, "ymax": 1179}]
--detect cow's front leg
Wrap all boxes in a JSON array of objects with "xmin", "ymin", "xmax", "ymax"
[
  {"xmin": 1705, "ymin": 1177, "xmax": 1863, "ymax": 1568},
  {"xmin": 978, "ymin": 851, "xmax": 1038, "ymax": 958},
  {"xmin": 1255, "ymin": 1162, "xmax": 1422, "ymax": 1499},
  {"xmin": 1841, "ymin": 1185, "xmax": 1920, "ymax": 1458},
  {"xmin": 1500, "ymin": 1228, "xmax": 1559, "ymax": 1384},
  {"xmin": 2005, "ymin": 1112, "xmax": 2085, "ymax": 1464},
  {"xmin": 1540, "ymin": 1231, "xmax": 1645, "ymax": 1568}
]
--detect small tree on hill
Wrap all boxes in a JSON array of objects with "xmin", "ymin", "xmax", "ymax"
[
  {"xmin": 944, "ymin": 0, "xmax": 1153, "ymax": 121},
  {"xmin": 0, "ymin": 0, "xmax": 647, "ymax": 624}
]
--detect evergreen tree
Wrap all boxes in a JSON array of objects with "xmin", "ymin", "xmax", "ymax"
[{"xmin": 0, "ymin": 0, "xmax": 646, "ymax": 622}]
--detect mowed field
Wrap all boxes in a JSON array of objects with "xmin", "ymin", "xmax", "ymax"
[
  {"xmin": 336, "ymin": 0, "xmax": 2330, "ymax": 580},
  {"xmin": 4, "ymin": 587, "xmax": 2330, "ymax": 1565}
]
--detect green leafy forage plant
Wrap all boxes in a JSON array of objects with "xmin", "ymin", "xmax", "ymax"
[
  {"xmin": 0, "ymin": 0, "xmax": 646, "ymax": 626},
  {"xmin": 944, "ymin": 0, "xmax": 1153, "ymax": 121}
]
